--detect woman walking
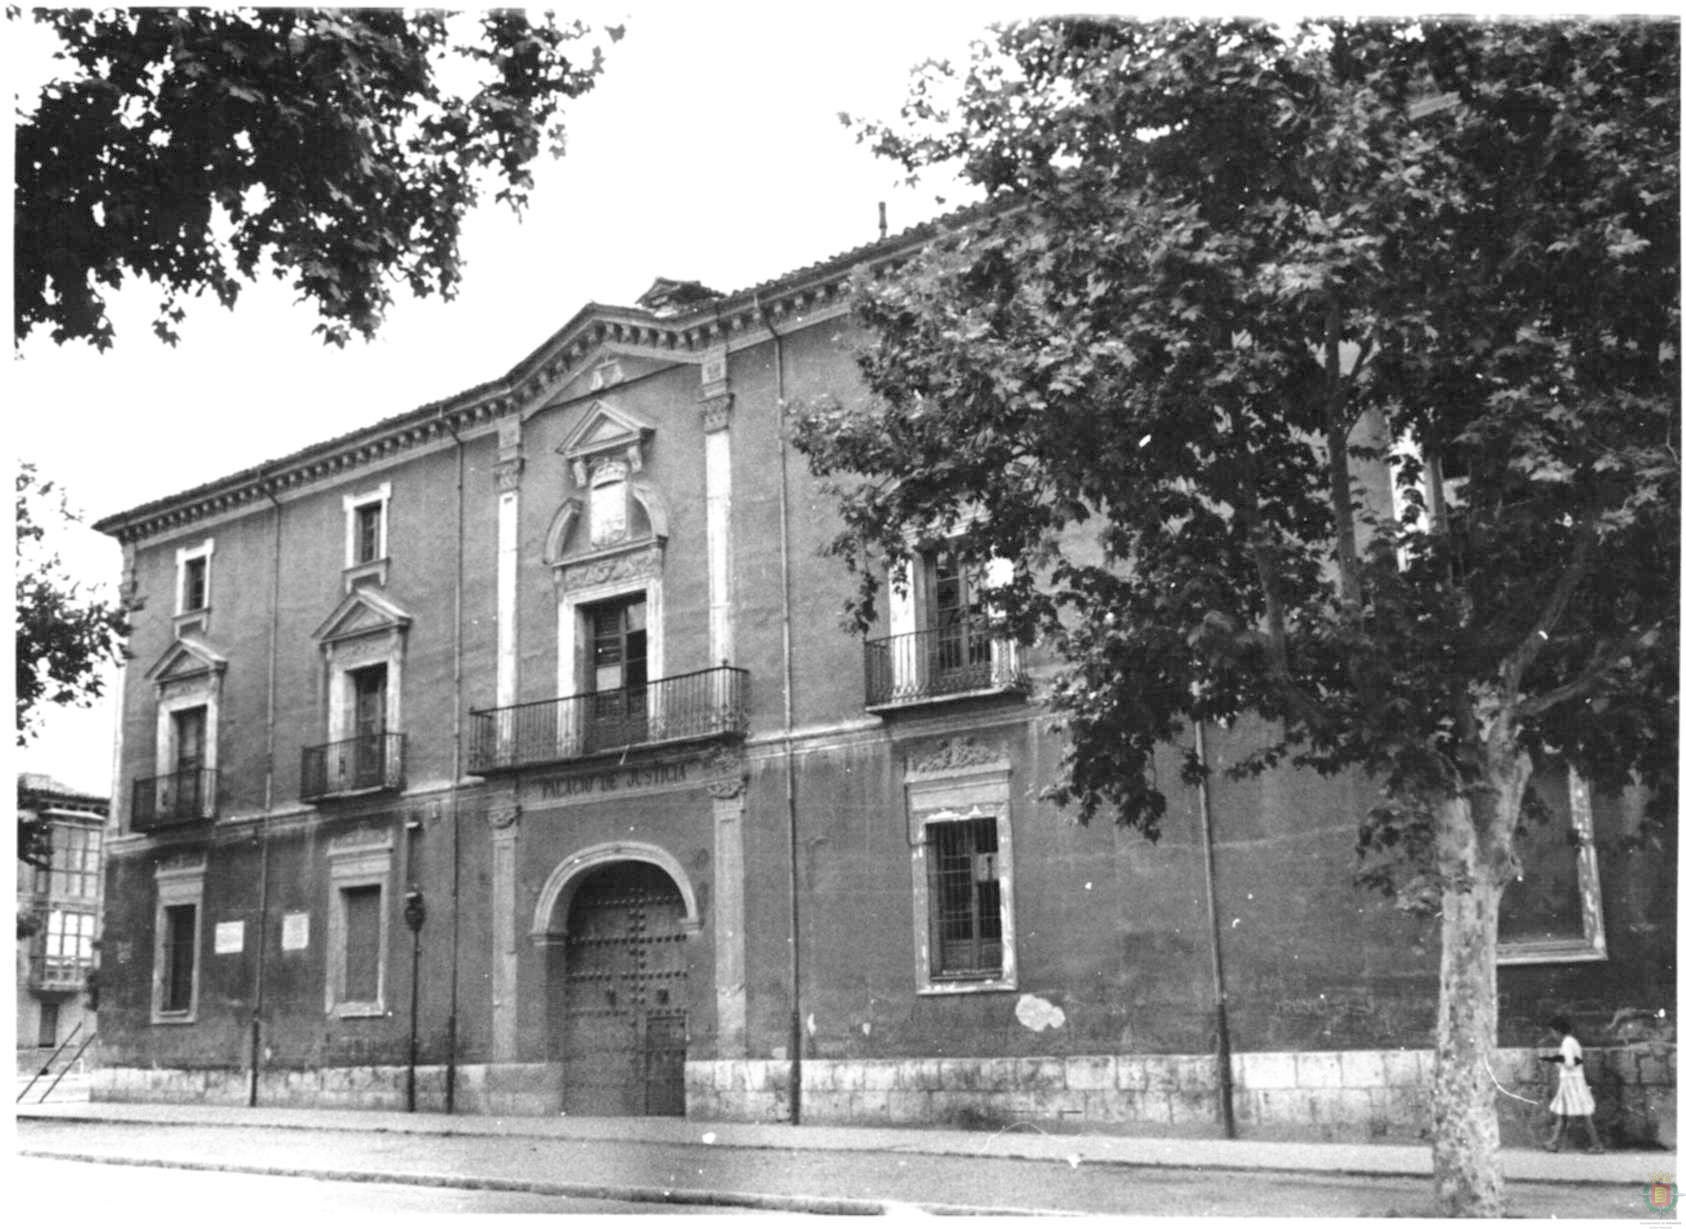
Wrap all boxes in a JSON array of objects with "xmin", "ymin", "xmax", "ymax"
[{"xmin": 1542, "ymin": 1014, "xmax": 1604, "ymax": 1153}]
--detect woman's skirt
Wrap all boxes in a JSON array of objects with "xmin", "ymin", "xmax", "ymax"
[{"xmin": 1551, "ymin": 1068, "xmax": 1597, "ymax": 1116}]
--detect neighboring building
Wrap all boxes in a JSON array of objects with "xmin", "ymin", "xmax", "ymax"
[
  {"xmin": 90, "ymin": 220, "xmax": 1674, "ymax": 1142},
  {"xmin": 16, "ymin": 775, "xmax": 106, "ymax": 1063}
]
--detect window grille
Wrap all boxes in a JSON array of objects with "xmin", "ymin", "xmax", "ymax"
[{"xmin": 928, "ymin": 816, "xmax": 1004, "ymax": 978}]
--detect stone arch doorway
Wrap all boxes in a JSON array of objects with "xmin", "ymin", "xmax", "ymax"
[{"xmin": 544, "ymin": 857, "xmax": 691, "ymax": 1116}]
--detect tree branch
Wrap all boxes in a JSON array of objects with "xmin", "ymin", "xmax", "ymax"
[
  {"xmin": 1499, "ymin": 514, "xmax": 1599, "ymax": 703},
  {"xmin": 1515, "ymin": 628, "xmax": 1649, "ymax": 720}
]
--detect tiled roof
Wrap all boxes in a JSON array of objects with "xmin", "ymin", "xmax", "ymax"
[{"xmin": 18, "ymin": 772, "xmax": 109, "ymax": 808}]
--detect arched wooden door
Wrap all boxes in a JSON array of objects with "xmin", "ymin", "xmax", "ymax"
[{"xmin": 560, "ymin": 861, "xmax": 688, "ymax": 1116}]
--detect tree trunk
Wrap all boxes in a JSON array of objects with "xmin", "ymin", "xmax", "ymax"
[{"xmin": 1430, "ymin": 790, "xmax": 1509, "ymax": 1216}]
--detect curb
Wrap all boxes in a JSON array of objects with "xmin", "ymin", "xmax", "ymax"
[
  {"xmin": 18, "ymin": 1148, "xmax": 1065, "ymax": 1216},
  {"xmin": 19, "ymin": 1103, "xmax": 1667, "ymax": 1188}
]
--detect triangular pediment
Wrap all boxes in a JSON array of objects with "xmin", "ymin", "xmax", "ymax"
[
  {"xmin": 539, "ymin": 346, "xmax": 675, "ymax": 408},
  {"xmin": 312, "ymin": 587, "xmax": 412, "ymax": 645},
  {"xmin": 556, "ymin": 399, "xmax": 657, "ymax": 465},
  {"xmin": 145, "ymin": 634, "xmax": 228, "ymax": 683}
]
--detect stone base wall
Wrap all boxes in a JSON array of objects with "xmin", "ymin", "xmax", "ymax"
[
  {"xmin": 91, "ymin": 1061, "xmax": 564, "ymax": 1116},
  {"xmin": 686, "ymin": 1046, "xmax": 1679, "ymax": 1147},
  {"xmin": 92, "ymin": 1045, "xmax": 1676, "ymax": 1146}
]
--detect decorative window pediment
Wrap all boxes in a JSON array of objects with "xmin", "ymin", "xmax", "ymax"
[
  {"xmin": 312, "ymin": 587, "xmax": 413, "ymax": 647},
  {"xmin": 557, "ymin": 400, "xmax": 657, "ymax": 485},
  {"xmin": 145, "ymin": 635, "xmax": 227, "ymax": 688}
]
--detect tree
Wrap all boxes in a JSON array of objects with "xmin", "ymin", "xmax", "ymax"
[
  {"xmin": 799, "ymin": 19, "xmax": 1678, "ymax": 1216},
  {"xmin": 16, "ymin": 462, "xmax": 130, "ymax": 937},
  {"xmin": 16, "ymin": 461, "xmax": 130, "ymax": 749},
  {"xmin": 15, "ymin": 7, "xmax": 621, "ymax": 349}
]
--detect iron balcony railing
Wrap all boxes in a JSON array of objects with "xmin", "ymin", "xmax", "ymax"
[
  {"xmin": 301, "ymin": 731, "xmax": 406, "ymax": 800},
  {"xmin": 469, "ymin": 665, "xmax": 749, "ymax": 774},
  {"xmin": 131, "ymin": 768, "xmax": 219, "ymax": 830},
  {"xmin": 864, "ymin": 623, "xmax": 1026, "ymax": 709}
]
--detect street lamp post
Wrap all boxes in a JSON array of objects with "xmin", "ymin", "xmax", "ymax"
[{"xmin": 403, "ymin": 888, "xmax": 426, "ymax": 1113}]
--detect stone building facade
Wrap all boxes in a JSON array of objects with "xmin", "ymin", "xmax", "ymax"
[{"xmin": 91, "ymin": 223, "xmax": 1675, "ymax": 1144}]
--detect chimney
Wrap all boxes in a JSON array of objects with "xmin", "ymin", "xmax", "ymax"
[{"xmin": 878, "ymin": 201, "xmax": 887, "ymax": 241}]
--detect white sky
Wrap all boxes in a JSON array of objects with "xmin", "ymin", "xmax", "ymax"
[
  {"xmin": 5, "ymin": 2, "xmax": 1050, "ymax": 794},
  {"xmin": 8, "ymin": 2, "xmax": 1670, "ymax": 795}
]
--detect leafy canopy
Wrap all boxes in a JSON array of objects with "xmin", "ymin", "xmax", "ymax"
[
  {"xmin": 15, "ymin": 7, "xmax": 622, "ymax": 348},
  {"xmin": 797, "ymin": 20, "xmax": 1678, "ymax": 873},
  {"xmin": 15, "ymin": 462, "xmax": 130, "ymax": 748}
]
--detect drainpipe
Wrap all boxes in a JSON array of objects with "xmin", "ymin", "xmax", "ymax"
[
  {"xmin": 440, "ymin": 413, "xmax": 465, "ymax": 1112},
  {"xmin": 251, "ymin": 477, "xmax": 283, "ymax": 1106},
  {"xmin": 756, "ymin": 292, "xmax": 802, "ymax": 1125},
  {"xmin": 1194, "ymin": 718, "xmax": 1237, "ymax": 1138}
]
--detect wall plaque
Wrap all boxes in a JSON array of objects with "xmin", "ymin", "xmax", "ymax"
[{"xmin": 282, "ymin": 912, "xmax": 310, "ymax": 952}]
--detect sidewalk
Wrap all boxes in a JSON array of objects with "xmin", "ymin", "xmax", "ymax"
[{"xmin": 18, "ymin": 1097, "xmax": 1669, "ymax": 1188}]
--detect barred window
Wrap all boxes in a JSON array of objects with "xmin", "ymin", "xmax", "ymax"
[{"xmin": 928, "ymin": 817, "xmax": 1004, "ymax": 979}]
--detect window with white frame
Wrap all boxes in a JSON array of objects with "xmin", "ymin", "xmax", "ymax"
[
  {"xmin": 905, "ymin": 757, "xmax": 1018, "ymax": 994},
  {"xmin": 875, "ymin": 543, "xmax": 1020, "ymax": 705},
  {"xmin": 152, "ymin": 858, "xmax": 206, "ymax": 1023},
  {"xmin": 35, "ymin": 822, "xmax": 102, "ymax": 899},
  {"xmin": 325, "ymin": 832, "xmax": 393, "ymax": 1016},
  {"xmin": 43, "ymin": 907, "xmax": 97, "ymax": 983},
  {"xmin": 1498, "ymin": 766, "xmax": 1609, "ymax": 965},
  {"xmin": 342, "ymin": 482, "xmax": 391, "ymax": 588},
  {"xmin": 174, "ymin": 538, "xmax": 214, "ymax": 632}
]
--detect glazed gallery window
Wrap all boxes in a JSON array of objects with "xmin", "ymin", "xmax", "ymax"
[
  {"xmin": 35, "ymin": 823, "xmax": 102, "ymax": 899},
  {"xmin": 152, "ymin": 858, "xmax": 205, "ymax": 1023},
  {"xmin": 927, "ymin": 816, "xmax": 1004, "ymax": 979},
  {"xmin": 44, "ymin": 908, "xmax": 97, "ymax": 983}
]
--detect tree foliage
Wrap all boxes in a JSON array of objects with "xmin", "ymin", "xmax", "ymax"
[
  {"xmin": 15, "ymin": 7, "xmax": 621, "ymax": 348},
  {"xmin": 806, "ymin": 16, "xmax": 1677, "ymax": 854},
  {"xmin": 16, "ymin": 462, "xmax": 130, "ymax": 745},
  {"xmin": 799, "ymin": 20, "xmax": 1677, "ymax": 1213}
]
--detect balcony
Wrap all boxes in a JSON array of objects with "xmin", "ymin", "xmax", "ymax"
[
  {"xmin": 301, "ymin": 731, "xmax": 406, "ymax": 801},
  {"xmin": 469, "ymin": 665, "xmax": 749, "ymax": 774},
  {"xmin": 27, "ymin": 954, "xmax": 91, "ymax": 994},
  {"xmin": 864, "ymin": 624, "xmax": 1026, "ymax": 710},
  {"xmin": 131, "ymin": 768, "xmax": 219, "ymax": 830}
]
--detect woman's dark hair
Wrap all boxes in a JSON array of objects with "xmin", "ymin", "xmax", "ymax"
[{"xmin": 1548, "ymin": 1014, "xmax": 1574, "ymax": 1036}]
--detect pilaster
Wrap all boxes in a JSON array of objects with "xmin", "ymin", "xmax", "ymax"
[{"xmin": 488, "ymin": 801, "xmax": 522, "ymax": 1062}]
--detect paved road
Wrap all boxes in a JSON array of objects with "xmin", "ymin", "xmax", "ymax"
[
  {"xmin": 13, "ymin": 1155, "xmax": 743, "ymax": 1215},
  {"xmin": 18, "ymin": 1118, "xmax": 1662, "ymax": 1217}
]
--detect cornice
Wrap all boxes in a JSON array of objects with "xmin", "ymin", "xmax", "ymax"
[{"xmin": 93, "ymin": 201, "xmax": 993, "ymax": 548}]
